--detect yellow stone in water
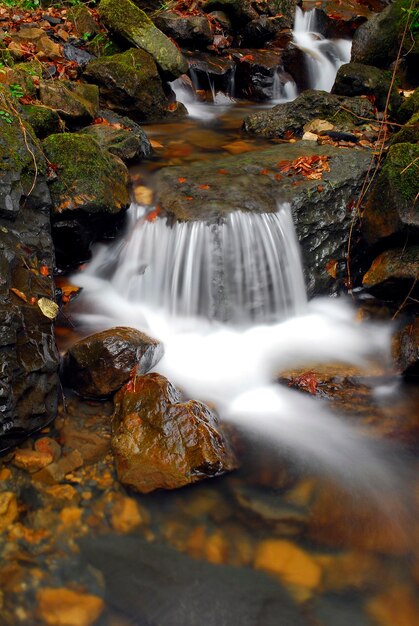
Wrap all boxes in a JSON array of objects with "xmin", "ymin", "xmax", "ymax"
[
  {"xmin": 254, "ymin": 539, "xmax": 321, "ymax": 589},
  {"xmin": 133, "ymin": 185, "xmax": 153, "ymax": 205},
  {"xmin": 0, "ymin": 492, "xmax": 18, "ymax": 532},
  {"xmin": 110, "ymin": 496, "xmax": 146, "ymax": 533},
  {"xmin": 37, "ymin": 587, "xmax": 104, "ymax": 626}
]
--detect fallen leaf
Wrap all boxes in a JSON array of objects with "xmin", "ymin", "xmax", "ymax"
[
  {"xmin": 38, "ymin": 297, "xmax": 59, "ymax": 320},
  {"xmin": 10, "ymin": 288, "xmax": 28, "ymax": 302},
  {"xmin": 39, "ymin": 265, "xmax": 49, "ymax": 276},
  {"xmin": 326, "ymin": 259, "xmax": 338, "ymax": 279},
  {"xmin": 198, "ymin": 184, "xmax": 210, "ymax": 189},
  {"xmin": 178, "ymin": 177, "xmax": 187, "ymax": 184},
  {"xmin": 150, "ymin": 139, "xmax": 164, "ymax": 149},
  {"xmin": 218, "ymin": 169, "xmax": 228, "ymax": 175}
]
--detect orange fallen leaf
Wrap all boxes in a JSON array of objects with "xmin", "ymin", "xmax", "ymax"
[
  {"xmin": 39, "ymin": 265, "xmax": 49, "ymax": 276},
  {"xmin": 178, "ymin": 177, "xmax": 187, "ymax": 184},
  {"xmin": 259, "ymin": 169, "xmax": 270, "ymax": 175},
  {"xmin": 145, "ymin": 206, "xmax": 161, "ymax": 222},
  {"xmin": 218, "ymin": 169, "xmax": 228, "ymax": 175},
  {"xmin": 10, "ymin": 288, "xmax": 27, "ymax": 302},
  {"xmin": 186, "ymin": 196, "xmax": 193, "ymax": 201},
  {"xmin": 326, "ymin": 259, "xmax": 338, "ymax": 279},
  {"xmin": 288, "ymin": 371, "xmax": 318, "ymax": 395},
  {"xmin": 198, "ymin": 184, "xmax": 210, "ymax": 189},
  {"xmin": 150, "ymin": 139, "xmax": 164, "ymax": 149}
]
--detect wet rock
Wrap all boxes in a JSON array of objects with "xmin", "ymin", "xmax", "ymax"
[
  {"xmin": 80, "ymin": 534, "xmax": 307, "ymax": 626},
  {"xmin": 43, "ymin": 132, "xmax": 129, "ymax": 216},
  {"xmin": 36, "ymin": 587, "xmax": 104, "ymax": 626},
  {"xmin": 282, "ymin": 44, "xmax": 310, "ymax": 91},
  {"xmin": 98, "ymin": 0, "xmax": 188, "ymax": 78},
  {"xmin": 393, "ymin": 318, "xmax": 419, "ymax": 378},
  {"xmin": 396, "ymin": 87, "xmax": 419, "ymax": 124},
  {"xmin": 83, "ymin": 48, "xmax": 182, "ymax": 122},
  {"xmin": 227, "ymin": 48, "xmax": 282, "ymax": 100},
  {"xmin": 60, "ymin": 423, "xmax": 110, "ymax": 464},
  {"xmin": 332, "ymin": 62, "xmax": 401, "ymax": 112},
  {"xmin": 186, "ymin": 51, "xmax": 235, "ymax": 95},
  {"xmin": 20, "ymin": 104, "xmax": 63, "ymax": 139},
  {"xmin": 154, "ymin": 11, "xmax": 212, "ymax": 47},
  {"xmin": 202, "ymin": 0, "xmax": 259, "ymax": 25},
  {"xmin": 0, "ymin": 87, "xmax": 59, "ymax": 451},
  {"xmin": 110, "ymin": 495, "xmax": 147, "ymax": 533},
  {"xmin": 243, "ymin": 89, "xmax": 376, "ymax": 138},
  {"xmin": 363, "ymin": 247, "xmax": 418, "ymax": 299},
  {"xmin": 241, "ymin": 15, "xmax": 293, "ymax": 46},
  {"xmin": 351, "ymin": 1, "xmax": 418, "ymax": 70},
  {"xmin": 362, "ymin": 143, "xmax": 419, "ymax": 244},
  {"xmin": 155, "ymin": 141, "xmax": 371, "ymax": 295},
  {"xmin": 0, "ymin": 492, "xmax": 18, "ymax": 532},
  {"xmin": 13, "ymin": 448, "xmax": 54, "ymax": 472},
  {"xmin": 111, "ymin": 373, "xmax": 237, "ymax": 493},
  {"xmin": 63, "ymin": 42, "xmax": 95, "ymax": 68},
  {"xmin": 39, "ymin": 80, "xmax": 99, "ymax": 125},
  {"xmin": 80, "ymin": 111, "xmax": 151, "ymax": 162},
  {"xmin": 62, "ymin": 327, "xmax": 163, "ymax": 398}
]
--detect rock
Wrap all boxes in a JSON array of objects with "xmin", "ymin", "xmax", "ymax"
[
  {"xmin": 241, "ymin": 15, "xmax": 293, "ymax": 47},
  {"xmin": 154, "ymin": 11, "xmax": 212, "ymax": 47},
  {"xmin": 389, "ymin": 111, "xmax": 419, "ymax": 146},
  {"xmin": 111, "ymin": 373, "xmax": 237, "ymax": 493},
  {"xmin": 80, "ymin": 110, "xmax": 151, "ymax": 162},
  {"xmin": 43, "ymin": 132, "xmax": 129, "ymax": 217},
  {"xmin": 362, "ymin": 247, "xmax": 418, "ymax": 299},
  {"xmin": 393, "ymin": 318, "xmax": 419, "ymax": 378},
  {"xmin": 98, "ymin": 0, "xmax": 187, "ymax": 78},
  {"xmin": 63, "ymin": 42, "xmax": 95, "ymax": 68},
  {"xmin": 226, "ymin": 48, "xmax": 282, "ymax": 100},
  {"xmin": 10, "ymin": 27, "xmax": 62, "ymax": 61},
  {"xmin": 68, "ymin": 5, "xmax": 100, "ymax": 37},
  {"xmin": 332, "ymin": 62, "xmax": 401, "ymax": 112},
  {"xmin": 36, "ymin": 587, "xmax": 104, "ymax": 626},
  {"xmin": 202, "ymin": 0, "xmax": 259, "ymax": 25},
  {"xmin": 83, "ymin": 48, "xmax": 182, "ymax": 122},
  {"xmin": 110, "ymin": 495, "xmax": 147, "ymax": 533},
  {"xmin": 366, "ymin": 585, "xmax": 419, "ymax": 626},
  {"xmin": 362, "ymin": 143, "xmax": 419, "ymax": 244},
  {"xmin": 282, "ymin": 44, "xmax": 311, "ymax": 91},
  {"xmin": 186, "ymin": 51, "xmax": 235, "ymax": 95},
  {"xmin": 0, "ymin": 87, "xmax": 59, "ymax": 452},
  {"xmin": 254, "ymin": 539, "xmax": 322, "ymax": 590},
  {"xmin": 351, "ymin": 1, "xmax": 418, "ymax": 69},
  {"xmin": 243, "ymin": 90, "xmax": 376, "ymax": 138},
  {"xmin": 39, "ymin": 80, "xmax": 99, "ymax": 125},
  {"xmin": 0, "ymin": 492, "xmax": 18, "ymax": 532},
  {"xmin": 396, "ymin": 88, "xmax": 419, "ymax": 124},
  {"xmin": 13, "ymin": 448, "xmax": 54, "ymax": 472},
  {"xmin": 155, "ymin": 141, "xmax": 371, "ymax": 296},
  {"xmin": 61, "ymin": 327, "xmax": 163, "ymax": 398},
  {"xmin": 20, "ymin": 104, "xmax": 63, "ymax": 139},
  {"xmin": 80, "ymin": 534, "xmax": 307, "ymax": 626},
  {"xmin": 60, "ymin": 423, "xmax": 110, "ymax": 464}
]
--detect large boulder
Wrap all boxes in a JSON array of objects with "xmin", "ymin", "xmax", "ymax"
[
  {"xmin": 332, "ymin": 62, "xmax": 401, "ymax": 112},
  {"xmin": 80, "ymin": 110, "xmax": 151, "ymax": 162},
  {"xmin": 243, "ymin": 90, "xmax": 376, "ymax": 138},
  {"xmin": 98, "ymin": 0, "xmax": 188, "ymax": 78},
  {"xmin": 38, "ymin": 80, "xmax": 99, "ymax": 125},
  {"xmin": 154, "ymin": 11, "xmax": 213, "ymax": 47},
  {"xmin": 0, "ymin": 88, "xmax": 59, "ymax": 451},
  {"xmin": 154, "ymin": 142, "xmax": 371, "ymax": 296},
  {"xmin": 112, "ymin": 373, "xmax": 237, "ymax": 493},
  {"xmin": 62, "ymin": 327, "xmax": 163, "ymax": 398},
  {"xmin": 362, "ymin": 143, "xmax": 419, "ymax": 244},
  {"xmin": 351, "ymin": 1, "xmax": 419, "ymax": 71},
  {"xmin": 83, "ymin": 48, "xmax": 183, "ymax": 122}
]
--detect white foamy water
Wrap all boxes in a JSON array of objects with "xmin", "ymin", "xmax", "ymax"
[
  {"xmin": 292, "ymin": 6, "xmax": 351, "ymax": 92},
  {"xmin": 71, "ymin": 203, "xmax": 401, "ymax": 496}
]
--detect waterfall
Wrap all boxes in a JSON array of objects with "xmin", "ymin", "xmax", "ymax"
[
  {"xmin": 272, "ymin": 71, "xmax": 298, "ymax": 103},
  {"xmin": 292, "ymin": 6, "xmax": 351, "ymax": 92}
]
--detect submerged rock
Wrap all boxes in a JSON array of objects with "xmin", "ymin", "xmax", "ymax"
[
  {"xmin": 98, "ymin": 0, "xmax": 188, "ymax": 78},
  {"xmin": 243, "ymin": 90, "xmax": 376, "ymax": 138},
  {"xmin": 332, "ymin": 62, "xmax": 401, "ymax": 112},
  {"xmin": 83, "ymin": 48, "xmax": 183, "ymax": 122},
  {"xmin": 0, "ymin": 88, "xmax": 59, "ymax": 451},
  {"xmin": 112, "ymin": 373, "xmax": 237, "ymax": 493},
  {"xmin": 43, "ymin": 132, "xmax": 129, "ymax": 216},
  {"xmin": 62, "ymin": 327, "xmax": 163, "ymax": 398},
  {"xmin": 362, "ymin": 143, "xmax": 419, "ymax": 244}
]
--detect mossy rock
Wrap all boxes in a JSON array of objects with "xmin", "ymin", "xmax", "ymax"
[
  {"xmin": 43, "ymin": 133, "xmax": 130, "ymax": 216},
  {"xmin": 39, "ymin": 80, "xmax": 99, "ymax": 125},
  {"xmin": 83, "ymin": 48, "xmax": 184, "ymax": 122},
  {"xmin": 243, "ymin": 89, "xmax": 376, "ymax": 138},
  {"xmin": 21, "ymin": 104, "xmax": 63, "ymax": 139},
  {"xmin": 396, "ymin": 87, "xmax": 419, "ymax": 124},
  {"xmin": 390, "ymin": 111, "xmax": 419, "ymax": 145},
  {"xmin": 80, "ymin": 122, "xmax": 151, "ymax": 162},
  {"xmin": 332, "ymin": 62, "xmax": 401, "ymax": 113},
  {"xmin": 3, "ymin": 61, "xmax": 41, "ymax": 98},
  {"xmin": 351, "ymin": 0, "xmax": 419, "ymax": 69},
  {"xmin": 68, "ymin": 5, "xmax": 100, "ymax": 37},
  {"xmin": 98, "ymin": 0, "xmax": 188, "ymax": 78},
  {"xmin": 363, "ymin": 143, "xmax": 419, "ymax": 244}
]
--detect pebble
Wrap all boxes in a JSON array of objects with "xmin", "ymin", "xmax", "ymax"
[
  {"xmin": 254, "ymin": 539, "xmax": 322, "ymax": 590},
  {"xmin": 13, "ymin": 449, "xmax": 54, "ymax": 473},
  {"xmin": 0, "ymin": 492, "xmax": 18, "ymax": 532},
  {"xmin": 110, "ymin": 496, "xmax": 146, "ymax": 533},
  {"xmin": 36, "ymin": 587, "xmax": 104, "ymax": 626}
]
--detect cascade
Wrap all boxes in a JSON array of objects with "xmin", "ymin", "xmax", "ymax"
[{"xmin": 292, "ymin": 6, "xmax": 351, "ymax": 91}]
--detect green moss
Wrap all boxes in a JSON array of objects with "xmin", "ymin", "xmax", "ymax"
[
  {"xmin": 42, "ymin": 133, "xmax": 129, "ymax": 215},
  {"xmin": 390, "ymin": 111, "xmax": 419, "ymax": 145},
  {"xmin": 382, "ymin": 143, "xmax": 419, "ymax": 203},
  {"xmin": 20, "ymin": 104, "xmax": 63, "ymax": 139}
]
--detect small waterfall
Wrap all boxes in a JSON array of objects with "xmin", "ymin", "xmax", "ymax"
[
  {"xmin": 272, "ymin": 71, "xmax": 298, "ymax": 103},
  {"xmin": 292, "ymin": 6, "xmax": 351, "ymax": 92},
  {"xmin": 81, "ymin": 204, "xmax": 307, "ymax": 325}
]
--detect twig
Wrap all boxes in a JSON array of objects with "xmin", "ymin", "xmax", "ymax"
[
  {"xmin": 400, "ymin": 155, "xmax": 419, "ymax": 175},
  {"xmin": 392, "ymin": 278, "xmax": 418, "ymax": 320}
]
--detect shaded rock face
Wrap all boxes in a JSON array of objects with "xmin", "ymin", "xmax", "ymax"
[
  {"xmin": 38, "ymin": 80, "xmax": 99, "ymax": 126},
  {"xmin": 227, "ymin": 48, "xmax": 282, "ymax": 100},
  {"xmin": 98, "ymin": 0, "xmax": 188, "ymax": 78},
  {"xmin": 61, "ymin": 327, "xmax": 164, "ymax": 398},
  {"xmin": 282, "ymin": 45, "xmax": 310, "ymax": 92},
  {"xmin": 0, "ymin": 93, "xmax": 59, "ymax": 451},
  {"xmin": 241, "ymin": 15, "xmax": 293, "ymax": 47},
  {"xmin": 112, "ymin": 373, "xmax": 237, "ymax": 493},
  {"xmin": 83, "ymin": 48, "xmax": 183, "ymax": 122},
  {"xmin": 186, "ymin": 51, "xmax": 235, "ymax": 95},
  {"xmin": 154, "ymin": 11, "xmax": 213, "ymax": 47},
  {"xmin": 362, "ymin": 143, "xmax": 419, "ymax": 244},
  {"xmin": 243, "ymin": 90, "xmax": 376, "ymax": 138},
  {"xmin": 155, "ymin": 142, "xmax": 371, "ymax": 296},
  {"xmin": 362, "ymin": 247, "xmax": 419, "ymax": 299},
  {"xmin": 80, "ymin": 535, "xmax": 307, "ymax": 626},
  {"xmin": 332, "ymin": 62, "xmax": 401, "ymax": 112},
  {"xmin": 80, "ymin": 110, "xmax": 151, "ymax": 163}
]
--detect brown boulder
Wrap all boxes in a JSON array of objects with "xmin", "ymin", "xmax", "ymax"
[
  {"xmin": 62, "ymin": 327, "xmax": 163, "ymax": 398},
  {"xmin": 112, "ymin": 373, "xmax": 237, "ymax": 493}
]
